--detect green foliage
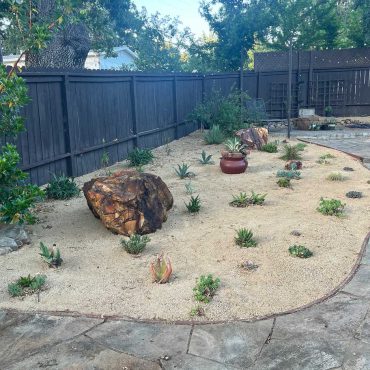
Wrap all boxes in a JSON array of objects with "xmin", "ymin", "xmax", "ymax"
[
  {"xmin": 260, "ymin": 142, "xmax": 278, "ymax": 153},
  {"xmin": 277, "ymin": 178, "xmax": 291, "ymax": 188},
  {"xmin": 39, "ymin": 242, "xmax": 63, "ymax": 268},
  {"xmin": 193, "ymin": 274, "xmax": 220, "ymax": 303},
  {"xmin": 185, "ymin": 181, "xmax": 195, "ymax": 195},
  {"xmin": 295, "ymin": 143, "xmax": 307, "ymax": 151},
  {"xmin": 121, "ymin": 234, "xmax": 150, "ymax": 255},
  {"xmin": 191, "ymin": 90, "xmax": 250, "ymax": 135},
  {"xmin": 288, "ymin": 245, "xmax": 313, "ymax": 259},
  {"xmin": 317, "ymin": 198, "xmax": 345, "ymax": 217},
  {"xmin": 203, "ymin": 125, "xmax": 225, "ymax": 145},
  {"xmin": 346, "ymin": 191, "xmax": 363, "ymax": 199},
  {"xmin": 175, "ymin": 163, "xmax": 191, "ymax": 179},
  {"xmin": 327, "ymin": 172, "xmax": 346, "ymax": 181},
  {"xmin": 248, "ymin": 191, "xmax": 267, "ymax": 205},
  {"xmin": 280, "ymin": 145, "xmax": 302, "ymax": 161},
  {"xmin": 235, "ymin": 228, "xmax": 257, "ymax": 248},
  {"xmin": 8, "ymin": 274, "xmax": 46, "ymax": 297},
  {"xmin": 185, "ymin": 195, "xmax": 201, "ymax": 213},
  {"xmin": 224, "ymin": 137, "xmax": 243, "ymax": 153},
  {"xmin": 128, "ymin": 148, "xmax": 154, "ymax": 167},
  {"xmin": 317, "ymin": 153, "xmax": 336, "ymax": 164},
  {"xmin": 199, "ymin": 150, "xmax": 214, "ymax": 165},
  {"xmin": 276, "ymin": 169, "xmax": 301, "ymax": 180},
  {"xmin": 46, "ymin": 175, "xmax": 80, "ymax": 200},
  {"xmin": 230, "ymin": 192, "xmax": 249, "ymax": 207},
  {"xmin": 101, "ymin": 150, "xmax": 110, "ymax": 168}
]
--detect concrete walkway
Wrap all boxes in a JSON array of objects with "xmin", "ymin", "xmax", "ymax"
[{"xmin": 1, "ymin": 134, "xmax": 370, "ymax": 370}]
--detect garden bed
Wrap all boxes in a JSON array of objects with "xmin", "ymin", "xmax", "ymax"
[{"xmin": 0, "ymin": 131, "xmax": 369, "ymax": 321}]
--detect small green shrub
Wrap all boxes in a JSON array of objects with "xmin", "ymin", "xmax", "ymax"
[
  {"xmin": 101, "ymin": 150, "xmax": 110, "ymax": 168},
  {"xmin": 8, "ymin": 274, "xmax": 46, "ymax": 297},
  {"xmin": 199, "ymin": 150, "xmax": 214, "ymax": 165},
  {"xmin": 235, "ymin": 228, "xmax": 257, "ymax": 248},
  {"xmin": 248, "ymin": 191, "xmax": 267, "ymax": 205},
  {"xmin": 127, "ymin": 148, "xmax": 154, "ymax": 167},
  {"xmin": 317, "ymin": 198, "xmax": 345, "ymax": 217},
  {"xmin": 203, "ymin": 125, "xmax": 224, "ymax": 144},
  {"xmin": 260, "ymin": 142, "xmax": 278, "ymax": 153},
  {"xmin": 289, "ymin": 245, "xmax": 313, "ymax": 258},
  {"xmin": 295, "ymin": 143, "xmax": 307, "ymax": 151},
  {"xmin": 39, "ymin": 242, "xmax": 63, "ymax": 268},
  {"xmin": 276, "ymin": 170, "xmax": 301, "ymax": 180},
  {"xmin": 317, "ymin": 153, "xmax": 336, "ymax": 165},
  {"xmin": 193, "ymin": 274, "xmax": 220, "ymax": 303},
  {"xmin": 175, "ymin": 163, "xmax": 192, "ymax": 179},
  {"xmin": 277, "ymin": 178, "xmax": 291, "ymax": 188},
  {"xmin": 346, "ymin": 191, "xmax": 363, "ymax": 199},
  {"xmin": 230, "ymin": 191, "xmax": 266, "ymax": 207},
  {"xmin": 46, "ymin": 175, "xmax": 80, "ymax": 200},
  {"xmin": 327, "ymin": 172, "xmax": 346, "ymax": 181},
  {"xmin": 186, "ymin": 195, "xmax": 201, "ymax": 213},
  {"xmin": 230, "ymin": 192, "xmax": 249, "ymax": 207},
  {"xmin": 185, "ymin": 181, "xmax": 195, "ymax": 195},
  {"xmin": 280, "ymin": 145, "xmax": 302, "ymax": 160},
  {"xmin": 224, "ymin": 137, "xmax": 242, "ymax": 153},
  {"xmin": 121, "ymin": 234, "xmax": 150, "ymax": 255}
]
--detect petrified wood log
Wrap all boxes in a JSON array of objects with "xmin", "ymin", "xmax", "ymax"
[
  {"xmin": 235, "ymin": 127, "xmax": 268, "ymax": 150},
  {"xmin": 83, "ymin": 170, "xmax": 173, "ymax": 236}
]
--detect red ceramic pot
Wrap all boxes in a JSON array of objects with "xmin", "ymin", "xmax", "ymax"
[{"xmin": 220, "ymin": 153, "xmax": 248, "ymax": 174}]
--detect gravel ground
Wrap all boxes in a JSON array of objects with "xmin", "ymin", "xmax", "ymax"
[{"xmin": 0, "ymin": 131, "xmax": 369, "ymax": 321}]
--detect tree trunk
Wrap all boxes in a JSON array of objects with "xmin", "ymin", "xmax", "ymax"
[
  {"xmin": 25, "ymin": 23, "xmax": 91, "ymax": 68},
  {"xmin": 0, "ymin": 43, "xmax": 3, "ymax": 64}
]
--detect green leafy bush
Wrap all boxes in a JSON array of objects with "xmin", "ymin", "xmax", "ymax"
[
  {"xmin": 277, "ymin": 178, "xmax": 291, "ymax": 188},
  {"xmin": 199, "ymin": 150, "xmax": 214, "ymax": 165},
  {"xmin": 260, "ymin": 142, "xmax": 278, "ymax": 153},
  {"xmin": 346, "ymin": 191, "xmax": 362, "ymax": 199},
  {"xmin": 203, "ymin": 125, "xmax": 224, "ymax": 145},
  {"xmin": 193, "ymin": 274, "xmax": 220, "ymax": 303},
  {"xmin": 276, "ymin": 169, "xmax": 301, "ymax": 180},
  {"xmin": 186, "ymin": 195, "xmax": 201, "ymax": 213},
  {"xmin": 8, "ymin": 274, "xmax": 46, "ymax": 297},
  {"xmin": 175, "ymin": 163, "xmax": 192, "ymax": 179},
  {"xmin": 121, "ymin": 234, "xmax": 150, "ymax": 255},
  {"xmin": 317, "ymin": 198, "xmax": 345, "ymax": 216},
  {"xmin": 191, "ymin": 89, "xmax": 251, "ymax": 135},
  {"xmin": 127, "ymin": 148, "xmax": 154, "ymax": 167},
  {"xmin": 295, "ymin": 143, "xmax": 307, "ymax": 151},
  {"xmin": 39, "ymin": 242, "xmax": 63, "ymax": 267},
  {"xmin": 0, "ymin": 67, "xmax": 44, "ymax": 224},
  {"xmin": 235, "ymin": 228, "xmax": 257, "ymax": 248},
  {"xmin": 317, "ymin": 153, "xmax": 336, "ymax": 165},
  {"xmin": 289, "ymin": 245, "xmax": 313, "ymax": 258},
  {"xmin": 280, "ymin": 145, "xmax": 302, "ymax": 160},
  {"xmin": 101, "ymin": 150, "xmax": 110, "ymax": 168},
  {"xmin": 46, "ymin": 174, "xmax": 80, "ymax": 200},
  {"xmin": 327, "ymin": 172, "xmax": 346, "ymax": 181}
]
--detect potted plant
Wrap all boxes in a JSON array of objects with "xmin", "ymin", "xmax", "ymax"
[{"xmin": 220, "ymin": 137, "xmax": 248, "ymax": 174}]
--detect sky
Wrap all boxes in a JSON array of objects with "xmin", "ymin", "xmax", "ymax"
[{"xmin": 133, "ymin": 0, "xmax": 210, "ymax": 37}]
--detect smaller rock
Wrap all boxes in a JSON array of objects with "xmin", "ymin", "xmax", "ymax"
[
  {"xmin": 290, "ymin": 230, "xmax": 302, "ymax": 236},
  {"xmin": 240, "ymin": 260, "xmax": 259, "ymax": 271},
  {"xmin": 0, "ymin": 237, "xmax": 18, "ymax": 251},
  {"xmin": 343, "ymin": 167, "xmax": 354, "ymax": 172}
]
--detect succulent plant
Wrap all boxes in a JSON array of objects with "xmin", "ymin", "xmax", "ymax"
[
  {"xmin": 224, "ymin": 137, "xmax": 243, "ymax": 153},
  {"xmin": 235, "ymin": 228, "xmax": 257, "ymax": 248},
  {"xmin": 175, "ymin": 163, "xmax": 192, "ymax": 179},
  {"xmin": 199, "ymin": 150, "xmax": 214, "ymax": 165},
  {"xmin": 346, "ymin": 191, "xmax": 363, "ymax": 198},
  {"xmin": 150, "ymin": 254, "xmax": 172, "ymax": 283},
  {"xmin": 39, "ymin": 242, "xmax": 63, "ymax": 268},
  {"xmin": 288, "ymin": 245, "xmax": 313, "ymax": 258},
  {"xmin": 186, "ymin": 195, "xmax": 201, "ymax": 213},
  {"xmin": 277, "ymin": 178, "xmax": 291, "ymax": 188}
]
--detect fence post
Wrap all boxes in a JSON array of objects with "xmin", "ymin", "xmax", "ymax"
[
  {"xmin": 130, "ymin": 75, "xmax": 139, "ymax": 148},
  {"xmin": 61, "ymin": 74, "xmax": 77, "ymax": 177},
  {"xmin": 256, "ymin": 72, "xmax": 260, "ymax": 99},
  {"xmin": 173, "ymin": 75, "xmax": 179, "ymax": 139}
]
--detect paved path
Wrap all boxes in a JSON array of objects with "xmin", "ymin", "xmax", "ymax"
[{"xmin": 1, "ymin": 135, "xmax": 370, "ymax": 370}]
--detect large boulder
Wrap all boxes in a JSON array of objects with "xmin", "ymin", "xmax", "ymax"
[
  {"xmin": 83, "ymin": 170, "xmax": 173, "ymax": 236},
  {"xmin": 0, "ymin": 224, "xmax": 30, "ymax": 255},
  {"xmin": 235, "ymin": 127, "xmax": 268, "ymax": 150}
]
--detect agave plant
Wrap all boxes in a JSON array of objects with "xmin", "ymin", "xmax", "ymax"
[
  {"xmin": 150, "ymin": 254, "xmax": 173, "ymax": 283},
  {"xmin": 224, "ymin": 137, "xmax": 242, "ymax": 153},
  {"xmin": 199, "ymin": 150, "xmax": 214, "ymax": 165},
  {"xmin": 39, "ymin": 242, "xmax": 63, "ymax": 268}
]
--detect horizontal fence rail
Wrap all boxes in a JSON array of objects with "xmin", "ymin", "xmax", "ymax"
[{"xmin": 12, "ymin": 61, "xmax": 370, "ymax": 185}]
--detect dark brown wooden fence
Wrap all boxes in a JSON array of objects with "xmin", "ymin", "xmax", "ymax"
[{"xmin": 14, "ymin": 51, "xmax": 370, "ymax": 185}]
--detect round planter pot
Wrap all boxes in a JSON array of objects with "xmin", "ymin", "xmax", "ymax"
[{"xmin": 220, "ymin": 155, "xmax": 248, "ymax": 174}]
